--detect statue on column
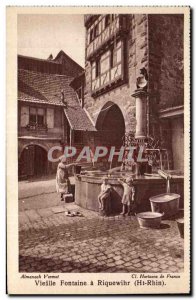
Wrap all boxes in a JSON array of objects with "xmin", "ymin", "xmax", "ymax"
[{"xmin": 136, "ymin": 67, "xmax": 148, "ymax": 91}]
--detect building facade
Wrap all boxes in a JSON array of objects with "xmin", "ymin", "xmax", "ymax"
[
  {"xmin": 83, "ymin": 14, "xmax": 184, "ymax": 171},
  {"xmin": 18, "ymin": 51, "xmax": 96, "ymax": 179}
]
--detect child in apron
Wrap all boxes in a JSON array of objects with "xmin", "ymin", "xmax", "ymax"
[{"xmin": 118, "ymin": 177, "xmax": 135, "ymax": 216}]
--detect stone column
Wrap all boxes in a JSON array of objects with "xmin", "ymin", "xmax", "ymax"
[{"xmin": 131, "ymin": 89, "xmax": 148, "ymax": 139}]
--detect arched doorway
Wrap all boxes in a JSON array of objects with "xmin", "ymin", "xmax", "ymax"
[
  {"xmin": 19, "ymin": 144, "xmax": 48, "ymax": 179},
  {"xmin": 96, "ymin": 102, "xmax": 125, "ymax": 147}
]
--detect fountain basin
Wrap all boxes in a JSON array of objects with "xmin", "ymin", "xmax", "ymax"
[
  {"xmin": 150, "ymin": 193, "xmax": 180, "ymax": 218},
  {"xmin": 75, "ymin": 173, "xmax": 184, "ymax": 213},
  {"xmin": 136, "ymin": 211, "xmax": 164, "ymax": 229},
  {"xmin": 81, "ymin": 169, "xmax": 135, "ymax": 178}
]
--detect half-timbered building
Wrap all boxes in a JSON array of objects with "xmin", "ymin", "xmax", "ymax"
[
  {"xmin": 83, "ymin": 14, "xmax": 184, "ymax": 171},
  {"xmin": 18, "ymin": 51, "xmax": 96, "ymax": 179}
]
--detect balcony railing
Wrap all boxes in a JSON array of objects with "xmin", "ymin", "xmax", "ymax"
[{"xmin": 86, "ymin": 15, "xmax": 127, "ymax": 60}]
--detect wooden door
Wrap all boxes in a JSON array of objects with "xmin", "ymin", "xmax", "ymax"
[{"xmin": 34, "ymin": 146, "xmax": 47, "ymax": 176}]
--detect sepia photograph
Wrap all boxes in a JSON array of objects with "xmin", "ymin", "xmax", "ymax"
[{"xmin": 6, "ymin": 6, "xmax": 190, "ymax": 294}]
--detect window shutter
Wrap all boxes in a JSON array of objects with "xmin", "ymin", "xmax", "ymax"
[
  {"xmin": 47, "ymin": 108, "xmax": 54, "ymax": 128},
  {"xmin": 20, "ymin": 106, "xmax": 29, "ymax": 127}
]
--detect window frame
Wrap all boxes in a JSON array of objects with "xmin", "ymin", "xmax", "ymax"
[
  {"xmin": 95, "ymin": 60, "xmax": 100, "ymax": 78},
  {"xmin": 28, "ymin": 106, "xmax": 46, "ymax": 127},
  {"xmin": 87, "ymin": 14, "xmax": 117, "ymax": 46},
  {"xmin": 89, "ymin": 28, "xmax": 94, "ymax": 43},
  {"xmin": 91, "ymin": 38, "xmax": 125, "ymax": 95},
  {"xmin": 105, "ymin": 15, "xmax": 110, "ymax": 28}
]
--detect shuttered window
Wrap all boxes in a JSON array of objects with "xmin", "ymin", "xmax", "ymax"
[{"xmin": 28, "ymin": 107, "xmax": 46, "ymax": 126}]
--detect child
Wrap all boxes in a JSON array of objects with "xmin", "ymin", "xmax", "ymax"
[
  {"xmin": 98, "ymin": 177, "xmax": 112, "ymax": 213},
  {"xmin": 118, "ymin": 177, "xmax": 135, "ymax": 216}
]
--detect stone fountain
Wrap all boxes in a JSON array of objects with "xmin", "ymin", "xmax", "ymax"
[{"xmin": 74, "ymin": 69, "xmax": 184, "ymax": 215}]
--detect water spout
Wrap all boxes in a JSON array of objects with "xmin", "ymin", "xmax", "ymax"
[
  {"xmin": 166, "ymin": 177, "xmax": 170, "ymax": 194},
  {"xmin": 158, "ymin": 169, "xmax": 172, "ymax": 194}
]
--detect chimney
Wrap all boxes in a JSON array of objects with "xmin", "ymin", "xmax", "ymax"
[{"xmin": 47, "ymin": 54, "xmax": 53, "ymax": 60}]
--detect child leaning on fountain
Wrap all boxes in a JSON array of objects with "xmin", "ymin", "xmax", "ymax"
[
  {"xmin": 98, "ymin": 177, "xmax": 112, "ymax": 211},
  {"xmin": 118, "ymin": 177, "xmax": 135, "ymax": 216}
]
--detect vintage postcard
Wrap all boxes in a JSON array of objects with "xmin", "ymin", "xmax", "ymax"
[{"xmin": 7, "ymin": 6, "xmax": 190, "ymax": 294}]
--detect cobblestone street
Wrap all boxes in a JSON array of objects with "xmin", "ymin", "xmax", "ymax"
[{"xmin": 19, "ymin": 202, "xmax": 184, "ymax": 273}]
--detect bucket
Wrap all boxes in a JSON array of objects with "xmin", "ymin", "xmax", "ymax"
[
  {"xmin": 136, "ymin": 211, "xmax": 164, "ymax": 229},
  {"xmin": 150, "ymin": 193, "xmax": 180, "ymax": 218},
  {"xmin": 75, "ymin": 165, "xmax": 82, "ymax": 174},
  {"xmin": 177, "ymin": 218, "xmax": 184, "ymax": 238}
]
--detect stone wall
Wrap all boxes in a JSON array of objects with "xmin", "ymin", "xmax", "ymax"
[
  {"xmin": 148, "ymin": 14, "xmax": 184, "ymax": 112},
  {"xmin": 147, "ymin": 14, "xmax": 184, "ymax": 168},
  {"xmin": 84, "ymin": 14, "xmax": 184, "ymax": 169},
  {"xmin": 84, "ymin": 14, "xmax": 149, "ymax": 135}
]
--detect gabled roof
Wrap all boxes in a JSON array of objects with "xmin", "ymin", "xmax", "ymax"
[
  {"xmin": 18, "ymin": 54, "xmax": 60, "ymax": 64},
  {"xmin": 18, "ymin": 50, "xmax": 84, "ymax": 70},
  {"xmin": 53, "ymin": 50, "xmax": 83, "ymax": 73},
  {"xmin": 18, "ymin": 50, "xmax": 84, "ymax": 77},
  {"xmin": 18, "ymin": 69, "xmax": 72, "ymax": 106},
  {"xmin": 18, "ymin": 69, "xmax": 96, "ymax": 131},
  {"xmin": 64, "ymin": 106, "xmax": 96, "ymax": 131}
]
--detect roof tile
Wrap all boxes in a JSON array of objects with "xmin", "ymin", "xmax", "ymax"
[{"xmin": 18, "ymin": 69, "xmax": 96, "ymax": 131}]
